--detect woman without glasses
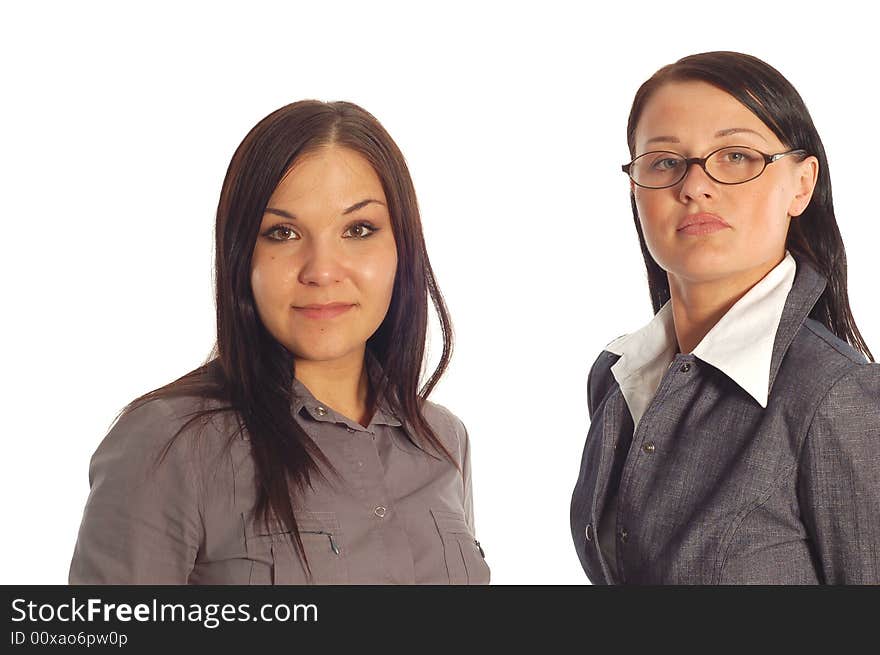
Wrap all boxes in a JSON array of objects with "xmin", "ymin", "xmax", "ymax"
[
  {"xmin": 70, "ymin": 100, "xmax": 489, "ymax": 585},
  {"xmin": 571, "ymin": 51, "xmax": 879, "ymax": 584}
]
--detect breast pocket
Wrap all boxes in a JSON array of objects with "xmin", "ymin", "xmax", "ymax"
[
  {"xmin": 430, "ymin": 508, "xmax": 490, "ymax": 585},
  {"xmin": 243, "ymin": 511, "xmax": 349, "ymax": 585}
]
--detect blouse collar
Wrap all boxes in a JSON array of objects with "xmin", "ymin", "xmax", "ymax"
[
  {"xmin": 606, "ymin": 251, "xmax": 798, "ymax": 424},
  {"xmin": 290, "ymin": 350, "xmax": 402, "ymax": 429}
]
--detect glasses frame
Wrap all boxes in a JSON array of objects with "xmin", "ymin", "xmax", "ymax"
[{"xmin": 621, "ymin": 146, "xmax": 809, "ymax": 189}]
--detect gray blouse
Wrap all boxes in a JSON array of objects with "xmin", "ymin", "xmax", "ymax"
[{"xmin": 69, "ymin": 376, "xmax": 489, "ymax": 585}]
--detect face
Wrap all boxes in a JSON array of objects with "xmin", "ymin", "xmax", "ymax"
[
  {"xmin": 631, "ymin": 80, "xmax": 819, "ymax": 286},
  {"xmin": 251, "ymin": 145, "xmax": 398, "ymax": 367}
]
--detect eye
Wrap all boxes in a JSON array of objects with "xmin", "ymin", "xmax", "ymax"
[
  {"xmin": 718, "ymin": 149, "xmax": 760, "ymax": 165},
  {"xmin": 343, "ymin": 222, "xmax": 379, "ymax": 239},
  {"xmin": 262, "ymin": 225, "xmax": 300, "ymax": 241},
  {"xmin": 651, "ymin": 155, "xmax": 684, "ymax": 171}
]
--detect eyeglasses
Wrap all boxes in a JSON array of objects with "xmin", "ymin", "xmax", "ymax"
[{"xmin": 621, "ymin": 146, "xmax": 808, "ymax": 189}]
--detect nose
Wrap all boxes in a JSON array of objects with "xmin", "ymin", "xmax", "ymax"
[
  {"xmin": 297, "ymin": 239, "xmax": 346, "ymax": 287},
  {"xmin": 678, "ymin": 161, "xmax": 716, "ymax": 203}
]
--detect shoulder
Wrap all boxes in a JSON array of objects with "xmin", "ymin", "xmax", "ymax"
[
  {"xmin": 96, "ymin": 397, "xmax": 189, "ymax": 463},
  {"xmin": 107, "ymin": 394, "xmax": 217, "ymax": 447},
  {"xmin": 799, "ymin": 362, "xmax": 880, "ymax": 502},
  {"xmin": 780, "ymin": 318, "xmax": 870, "ymax": 404},
  {"xmin": 420, "ymin": 399, "xmax": 467, "ymax": 438},
  {"xmin": 801, "ymin": 318, "xmax": 869, "ymax": 365},
  {"xmin": 799, "ymin": 360, "xmax": 880, "ymax": 468},
  {"xmin": 419, "ymin": 399, "xmax": 469, "ymax": 459},
  {"xmin": 587, "ymin": 348, "xmax": 622, "ymax": 417},
  {"xmin": 104, "ymin": 360, "xmax": 236, "ymax": 450},
  {"xmin": 588, "ymin": 348, "xmax": 622, "ymax": 382},
  {"xmin": 92, "ymin": 394, "xmax": 232, "ymax": 482},
  {"xmin": 810, "ymin": 361, "xmax": 880, "ymax": 430}
]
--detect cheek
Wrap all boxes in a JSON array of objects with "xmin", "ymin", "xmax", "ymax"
[
  {"xmin": 633, "ymin": 190, "xmax": 670, "ymax": 238},
  {"xmin": 737, "ymin": 181, "xmax": 791, "ymax": 234},
  {"xmin": 355, "ymin": 246, "xmax": 398, "ymax": 302},
  {"xmin": 250, "ymin": 253, "xmax": 298, "ymax": 311}
]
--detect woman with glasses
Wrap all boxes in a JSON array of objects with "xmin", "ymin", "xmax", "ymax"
[
  {"xmin": 570, "ymin": 52, "xmax": 879, "ymax": 584},
  {"xmin": 69, "ymin": 100, "xmax": 489, "ymax": 585}
]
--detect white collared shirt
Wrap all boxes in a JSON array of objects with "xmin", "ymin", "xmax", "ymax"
[
  {"xmin": 606, "ymin": 250, "xmax": 797, "ymax": 428},
  {"xmin": 596, "ymin": 251, "xmax": 797, "ymax": 578}
]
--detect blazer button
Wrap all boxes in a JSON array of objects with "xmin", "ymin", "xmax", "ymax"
[
  {"xmin": 679, "ymin": 363, "xmax": 691, "ymax": 373},
  {"xmin": 585, "ymin": 523, "xmax": 594, "ymax": 542},
  {"xmin": 315, "ymin": 406, "xmax": 328, "ymax": 416},
  {"xmin": 642, "ymin": 442, "xmax": 656, "ymax": 454},
  {"xmin": 619, "ymin": 527, "xmax": 629, "ymax": 544}
]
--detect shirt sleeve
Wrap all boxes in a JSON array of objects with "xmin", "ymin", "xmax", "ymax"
[
  {"xmin": 459, "ymin": 418, "xmax": 475, "ymax": 535},
  {"xmin": 798, "ymin": 363, "xmax": 880, "ymax": 584},
  {"xmin": 69, "ymin": 399, "xmax": 203, "ymax": 584}
]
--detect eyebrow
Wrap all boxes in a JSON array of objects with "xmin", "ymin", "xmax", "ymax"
[
  {"xmin": 714, "ymin": 127, "xmax": 768, "ymax": 142},
  {"xmin": 342, "ymin": 198, "xmax": 386, "ymax": 214},
  {"xmin": 644, "ymin": 127, "xmax": 769, "ymax": 147},
  {"xmin": 264, "ymin": 198, "xmax": 386, "ymax": 220}
]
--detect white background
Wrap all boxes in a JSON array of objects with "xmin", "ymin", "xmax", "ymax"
[{"xmin": 2, "ymin": 1, "xmax": 877, "ymax": 585}]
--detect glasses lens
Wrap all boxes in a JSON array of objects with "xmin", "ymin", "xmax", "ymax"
[
  {"xmin": 630, "ymin": 151, "xmax": 686, "ymax": 188},
  {"xmin": 706, "ymin": 147, "xmax": 765, "ymax": 183}
]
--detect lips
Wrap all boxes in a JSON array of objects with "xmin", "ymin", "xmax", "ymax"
[
  {"xmin": 677, "ymin": 212, "xmax": 731, "ymax": 236},
  {"xmin": 293, "ymin": 302, "xmax": 355, "ymax": 320}
]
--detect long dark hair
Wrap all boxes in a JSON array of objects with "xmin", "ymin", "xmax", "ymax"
[
  {"xmin": 122, "ymin": 100, "xmax": 456, "ymax": 568},
  {"xmin": 625, "ymin": 51, "xmax": 873, "ymax": 362}
]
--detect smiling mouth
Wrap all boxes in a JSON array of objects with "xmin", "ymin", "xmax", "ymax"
[{"xmin": 293, "ymin": 303, "xmax": 355, "ymax": 320}]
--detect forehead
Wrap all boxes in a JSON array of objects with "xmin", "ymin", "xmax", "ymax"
[
  {"xmin": 267, "ymin": 145, "xmax": 387, "ymax": 211},
  {"xmin": 634, "ymin": 80, "xmax": 781, "ymax": 152}
]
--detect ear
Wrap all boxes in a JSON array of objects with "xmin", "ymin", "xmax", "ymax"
[{"xmin": 788, "ymin": 156, "xmax": 819, "ymax": 217}]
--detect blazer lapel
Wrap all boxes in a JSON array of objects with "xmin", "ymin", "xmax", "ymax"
[{"xmin": 767, "ymin": 259, "xmax": 827, "ymax": 394}]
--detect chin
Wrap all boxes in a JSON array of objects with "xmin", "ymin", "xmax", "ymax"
[
  {"xmin": 656, "ymin": 243, "xmax": 740, "ymax": 284},
  {"xmin": 288, "ymin": 339, "xmax": 364, "ymax": 364}
]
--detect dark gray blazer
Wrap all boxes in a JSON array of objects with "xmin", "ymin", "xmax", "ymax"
[{"xmin": 570, "ymin": 260, "xmax": 880, "ymax": 584}]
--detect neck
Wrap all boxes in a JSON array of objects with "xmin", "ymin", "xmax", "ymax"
[
  {"xmin": 668, "ymin": 254, "xmax": 785, "ymax": 354},
  {"xmin": 293, "ymin": 348, "xmax": 373, "ymax": 427}
]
